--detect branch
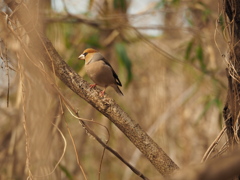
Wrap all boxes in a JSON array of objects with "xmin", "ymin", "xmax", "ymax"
[
  {"xmin": 5, "ymin": 0, "xmax": 179, "ymax": 177},
  {"xmin": 201, "ymin": 127, "xmax": 227, "ymax": 162}
]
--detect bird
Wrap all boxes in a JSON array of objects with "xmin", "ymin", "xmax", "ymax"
[{"xmin": 78, "ymin": 48, "xmax": 123, "ymax": 96}]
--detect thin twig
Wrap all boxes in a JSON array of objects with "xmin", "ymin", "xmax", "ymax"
[
  {"xmin": 5, "ymin": 46, "xmax": 10, "ymax": 107},
  {"xmin": 98, "ymin": 145, "xmax": 107, "ymax": 180},
  {"xmin": 211, "ymin": 141, "xmax": 229, "ymax": 159},
  {"xmin": 64, "ymin": 119, "xmax": 88, "ymax": 180},
  {"xmin": 19, "ymin": 61, "xmax": 33, "ymax": 179},
  {"xmin": 201, "ymin": 127, "xmax": 227, "ymax": 162},
  {"xmin": 0, "ymin": 39, "xmax": 10, "ymax": 107}
]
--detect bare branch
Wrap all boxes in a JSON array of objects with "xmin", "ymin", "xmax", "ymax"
[{"xmin": 201, "ymin": 127, "xmax": 227, "ymax": 162}]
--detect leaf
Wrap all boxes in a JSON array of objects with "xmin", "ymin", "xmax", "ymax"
[
  {"xmin": 196, "ymin": 2, "xmax": 212, "ymax": 23},
  {"xmin": 196, "ymin": 44, "xmax": 206, "ymax": 72},
  {"xmin": 113, "ymin": 0, "xmax": 128, "ymax": 12},
  {"xmin": 196, "ymin": 45, "xmax": 203, "ymax": 61},
  {"xmin": 185, "ymin": 40, "xmax": 194, "ymax": 61},
  {"xmin": 218, "ymin": 15, "xmax": 225, "ymax": 31},
  {"xmin": 115, "ymin": 43, "xmax": 132, "ymax": 86},
  {"xmin": 59, "ymin": 164, "xmax": 74, "ymax": 180},
  {"xmin": 213, "ymin": 97, "xmax": 222, "ymax": 109}
]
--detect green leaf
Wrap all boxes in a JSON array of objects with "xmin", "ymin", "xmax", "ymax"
[
  {"xmin": 218, "ymin": 15, "xmax": 225, "ymax": 31},
  {"xmin": 115, "ymin": 43, "xmax": 132, "ymax": 86},
  {"xmin": 196, "ymin": 44, "xmax": 206, "ymax": 72},
  {"xmin": 114, "ymin": 0, "xmax": 128, "ymax": 12},
  {"xmin": 185, "ymin": 40, "xmax": 194, "ymax": 61},
  {"xmin": 196, "ymin": 45, "xmax": 203, "ymax": 61},
  {"xmin": 196, "ymin": 2, "xmax": 211, "ymax": 23},
  {"xmin": 59, "ymin": 164, "xmax": 74, "ymax": 180},
  {"xmin": 213, "ymin": 97, "xmax": 223, "ymax": 109}
]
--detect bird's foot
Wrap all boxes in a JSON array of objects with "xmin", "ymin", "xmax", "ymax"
[
  {"xmin": 89, "ymin": 84, "xmax": 97, "ymax": 89},
  {"xmin": 99, "ymin": 90, "xmax": 105, "ymax": 97}
]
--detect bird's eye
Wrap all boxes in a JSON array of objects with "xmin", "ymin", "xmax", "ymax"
[{"xmin": 83, "ymin": 52, "xmax": 88, "ymax": 56}]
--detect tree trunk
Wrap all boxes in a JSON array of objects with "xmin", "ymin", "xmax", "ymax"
[
  {"xmin": 223, "ymin": 1, "xmax": 240, "ymax": 179},
  {"xmin": 223, "ymin": 0, "xmax": 240, "ymax": 147}
]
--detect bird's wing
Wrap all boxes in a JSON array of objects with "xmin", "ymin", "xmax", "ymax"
[
  {"xmin": 89, "ymin": 53, "xmax": 122, "ymax": 86},
  {"xmin": 106, "ymin": 62, "xmax": 122, "ymax": 86}
]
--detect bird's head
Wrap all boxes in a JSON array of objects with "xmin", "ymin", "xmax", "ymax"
[{"xmin": 78, "ymin": 48, "xmax": 98, "ymax": 60}]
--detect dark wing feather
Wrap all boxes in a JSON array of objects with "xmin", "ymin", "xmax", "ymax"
[{"xmin": 104, "ymin": 61, "xmax": 122, "ymax": 86}]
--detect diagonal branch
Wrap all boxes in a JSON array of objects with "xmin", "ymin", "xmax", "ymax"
[{"xmin": 5, "ymin": 0, "xmax": 179, "ymax": 176}]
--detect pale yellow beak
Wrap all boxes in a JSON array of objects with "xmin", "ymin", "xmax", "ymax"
[{"xmin": 78, "ymin": 54, "xmax": 85, "ymax": 60}]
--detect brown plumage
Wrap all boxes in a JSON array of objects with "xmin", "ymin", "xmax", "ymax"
[{"xmin": 78, "ymin": 48, "xmax": 123, "ymax": 96}]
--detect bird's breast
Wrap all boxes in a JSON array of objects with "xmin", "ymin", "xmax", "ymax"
[{"xmin": 85, "ymin": 61, "xmax": 115, "ymax": 87}]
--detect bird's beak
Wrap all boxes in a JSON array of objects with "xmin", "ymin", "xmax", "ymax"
[{"xmin": 78, "ymin": 54, "xmax": 85, "ymax": 60}]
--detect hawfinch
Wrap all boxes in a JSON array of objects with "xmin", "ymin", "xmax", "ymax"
[{"xmin": 78, "ymin": 48, "xmax": 123, "ymax": 96}]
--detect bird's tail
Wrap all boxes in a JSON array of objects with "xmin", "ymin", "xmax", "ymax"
[{"xmin": 112, "ymin": 84, "xmax": 124, "ymax": 96}]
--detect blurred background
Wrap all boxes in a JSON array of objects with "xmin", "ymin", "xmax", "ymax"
[{"xmin": 0, "ymin": 0, "xmax": 228, "ymax": 179}]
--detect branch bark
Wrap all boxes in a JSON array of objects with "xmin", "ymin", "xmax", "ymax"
[
  {"xmin": 223, "ymin": 0, "xmax": 240, "ymax": 147},
  {"xmin": 5, "ymin": 0, "xmax": 179, "ymax": 177}
]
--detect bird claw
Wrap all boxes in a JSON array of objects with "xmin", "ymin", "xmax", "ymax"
[
  {"xmin": 99, "ymin": 90, "xmax": 105, "ymax": 97},
  {"xmin": 89, "ymin": 84, "xmax": 106, "ymax": 97},
  {"xmin": 89, "ymin": 84, "xmax": 97, "ymax": 88}
]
